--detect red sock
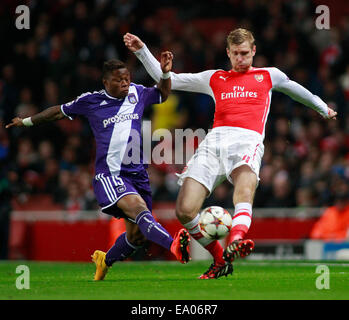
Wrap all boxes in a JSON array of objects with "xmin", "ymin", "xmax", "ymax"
[
  {"xmin": 204, "ymin": 240, "xmax": 225, "ymax": 265},
  {"xmin": 229, "ymin": 225, "xmax": 249, "ymax": 242},
  {"xmin": 230, "ymin": 203, "xmax": 252, "ymax": 241}
]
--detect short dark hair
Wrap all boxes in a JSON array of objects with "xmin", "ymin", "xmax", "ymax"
[{"xmin": 102, "ymin": 59, "xmax": 127, "ymax": 79}]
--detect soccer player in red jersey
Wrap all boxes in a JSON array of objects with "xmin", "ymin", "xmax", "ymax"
[{"xmin": 124, "ymin": 29, "xmax": 337, "ymax": 279}]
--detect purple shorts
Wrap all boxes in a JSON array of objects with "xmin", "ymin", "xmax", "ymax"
[{"xmin": 93, "ymin": 170, "xmax": 152, "ymax": 219}]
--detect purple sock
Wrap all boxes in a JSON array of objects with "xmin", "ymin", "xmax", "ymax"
[
  {"xmin": 105, "ymin": 232, "xmax": 137, "ymax": 266},
  {"xmin": 135, "ymin": 210, "xmax": 173, "ymax": 250}
]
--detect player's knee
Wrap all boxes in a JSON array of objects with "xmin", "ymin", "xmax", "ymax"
[
  {"xmin": 175, "ymin": 200, "xmax": 196, "ymax": 222},
  {"xmin": 120, "ymin": 196, "xmax": 149, "ymax": 219}
]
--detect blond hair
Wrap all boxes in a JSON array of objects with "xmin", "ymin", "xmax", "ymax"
[{"xmin": 227, "ymin": 28, "xmax": 255, "ymax": 49}]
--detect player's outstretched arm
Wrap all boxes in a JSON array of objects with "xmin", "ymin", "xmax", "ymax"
[
  {"xmin": 124, "ymin": 32, "xmax": 162, "ymax": 82},
  {"xmin": 124, "ymin": 33, "xmax": 215, "ymax": 97},
  {"xmin": 5, "ymin": 105, "xmax": 65, "ymax": 129},
  {"xmin": 157, "ymin": 51, "xmax": 173, "ymax": 102},
  {"xmin": 271, "ymin": 68, "xmax": 337, "ymax": 120}
]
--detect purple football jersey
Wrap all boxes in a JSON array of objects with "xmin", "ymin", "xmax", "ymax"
[{"xmin": 61, "ymin": 84, "xmax": 161, "ymax": 176}]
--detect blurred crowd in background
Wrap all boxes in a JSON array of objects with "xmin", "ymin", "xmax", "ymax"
[{"xmin": 1, "ymin": 0, "xmax": 349, "ymax": 216}]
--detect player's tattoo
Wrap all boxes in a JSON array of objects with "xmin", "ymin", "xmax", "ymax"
[{"xmin": 31, "ymin": 105, "xmax": 64, "ymax": 124}]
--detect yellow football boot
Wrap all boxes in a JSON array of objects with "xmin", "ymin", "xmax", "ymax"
[{"xmin": 91, "ymin": 250, "xmax": 109, "ymax": 281}]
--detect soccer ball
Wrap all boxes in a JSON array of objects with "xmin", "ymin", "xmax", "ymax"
[{"xmin": 199, "ymin": 206, "xmax": 233, "ymax": 240}]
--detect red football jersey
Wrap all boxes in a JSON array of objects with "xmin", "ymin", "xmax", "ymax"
[
  {"xmin": 135, "ymin": 45, "xmax": 329, "ymax": 139},
  {"xmin": 209, "ymin": 68, "xmax": 272, "ymax": 135}
]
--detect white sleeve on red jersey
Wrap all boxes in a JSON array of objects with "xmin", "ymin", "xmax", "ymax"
[
  {"xmin": 268, "ymin": 67, "xmax": 329, "ymax": 118},
  {"xmin": 134, "ymin": 45, "xmax": 216, "ymax": 98}
]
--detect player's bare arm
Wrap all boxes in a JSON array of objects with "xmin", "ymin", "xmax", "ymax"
[
  {"xmin": 157, "ymin": 51, "xmax": 173, "ymax": 102},
  {"xmin": 5, "ymin": 105, "xmax": 65, "ymax": 129}
]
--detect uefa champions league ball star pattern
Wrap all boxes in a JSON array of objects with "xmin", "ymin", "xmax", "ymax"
[{"xmin": 199, "ymin": 206, "xmax": 232, "ymax": 240}]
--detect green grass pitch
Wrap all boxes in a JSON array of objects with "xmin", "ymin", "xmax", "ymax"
[{"xmin": 0, "ymin": 260, "xmax": 348, "ymax": 300}]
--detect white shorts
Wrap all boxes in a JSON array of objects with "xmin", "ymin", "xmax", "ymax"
[{"xmin": 177, "ymin": 126, "xmax": 264, "ymax": 194}]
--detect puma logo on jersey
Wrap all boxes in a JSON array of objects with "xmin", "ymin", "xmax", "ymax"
[{"xmin": 219, "ymin": 76, "xmax": 228, "ymax": 81}]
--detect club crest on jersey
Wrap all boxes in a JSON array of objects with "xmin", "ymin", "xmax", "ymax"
[
  {"xmin": 117, "ymin": 185, "xmax": 126, "ymax": 193},
  {"xmin": 128, "ymin": 93, "xmax": 137, "ymax": 104},
  {"xmin": 254, "ymin": 74, "xmax": 264, "ymax": 82}
]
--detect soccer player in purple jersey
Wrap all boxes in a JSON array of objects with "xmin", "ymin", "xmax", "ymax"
[{"xmin": 6, "ymin": 52, "xmax": 191, "ymax": 281}]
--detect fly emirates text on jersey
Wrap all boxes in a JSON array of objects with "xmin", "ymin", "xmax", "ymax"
[{"xmin": 221, "ymin": 86, "xmax": 258, "ymax": 99}]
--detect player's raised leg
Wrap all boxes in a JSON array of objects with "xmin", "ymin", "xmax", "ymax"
[
  {"xmin": 176, "ymin": 177, "xmax": 232, "ymax": 279},
  {"xmin": 224, "ymin": 165, "xmax": 256, "ymax": 262},
  {"xmin": 106, "ymin": 220, "xmax": 146, "ymax": 265},
  {"xmin": 92, "ymin": 220, "xmax": 146, "ymax": 280},
  {"xmin": 117, "ymin": 194, "xmax": 190, "ymax": 264}
]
